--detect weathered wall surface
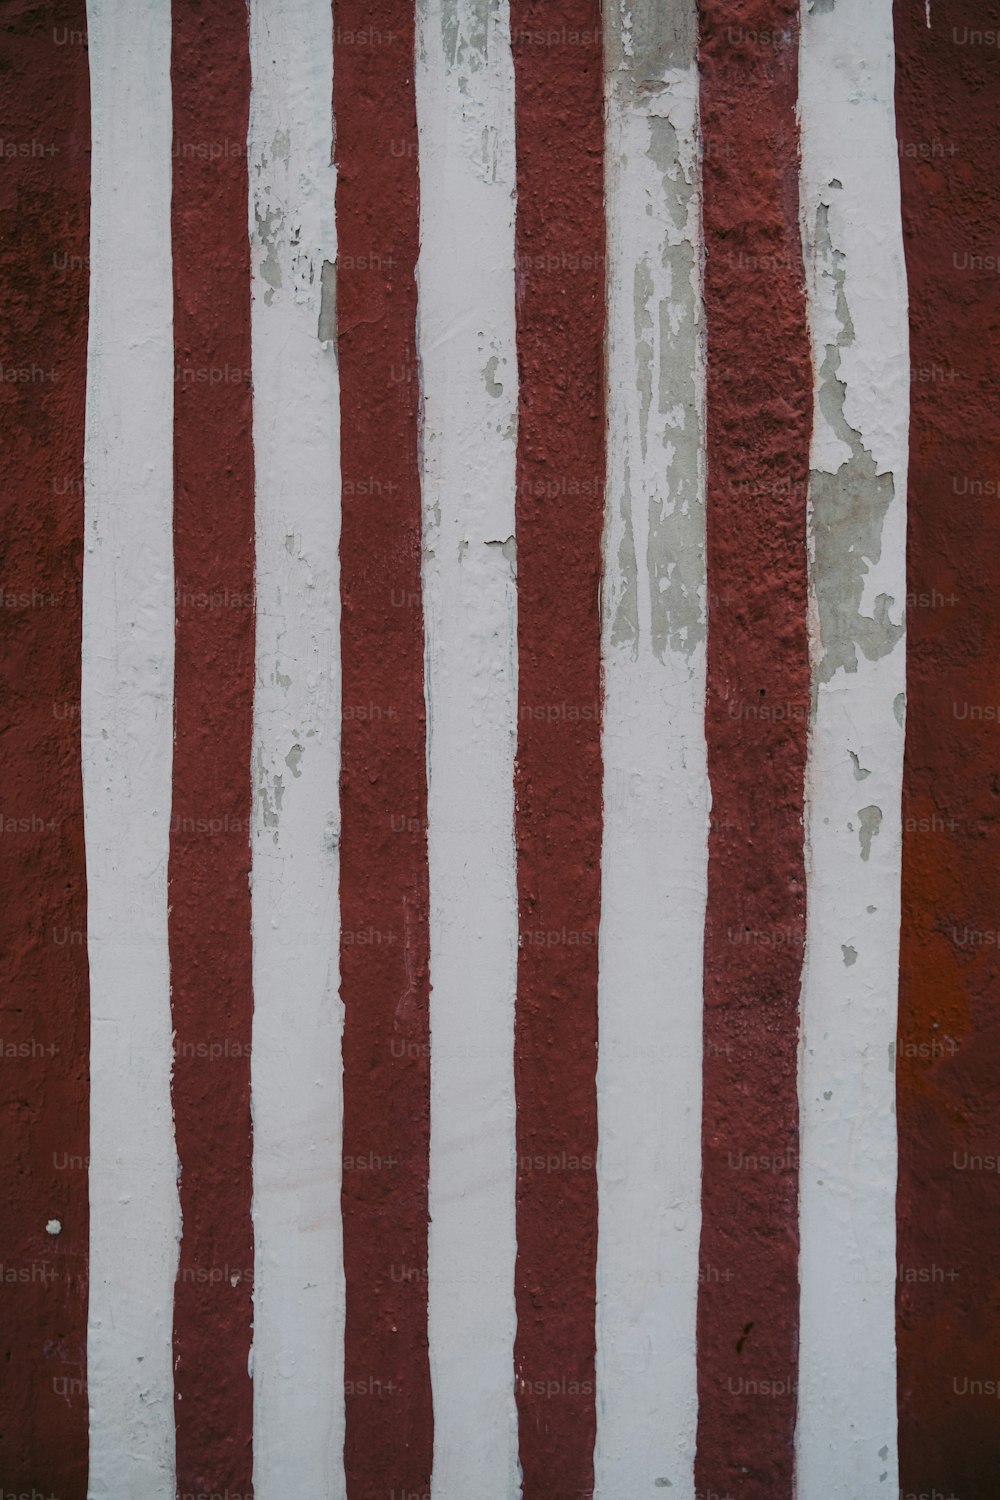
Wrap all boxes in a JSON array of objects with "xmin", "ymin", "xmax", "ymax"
[{"xmin": 0, "ymin": 2, "xmax": 997, "ymax": 1496}]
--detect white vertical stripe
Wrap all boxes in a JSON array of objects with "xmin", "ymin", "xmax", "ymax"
[
  {"xmin": 415, "ymin": 3, "xmax": 520, "ymax": 1493},
  {"xmin": 248, "ymin": 1, "xmax": 344, "ymax": 1493},
  {"xmin": 596, "ymin": 4, "xmax": 708, "ymax": 1494},
  {"xmin": 797, "ymin": 0, "xmax": 908, "ymax": 1492},
  {"xmin": 83, "ymin": 3, "xmax": 178, "ymax": 1494}
]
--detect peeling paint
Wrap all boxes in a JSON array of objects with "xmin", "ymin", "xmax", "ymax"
[
  {"xmin": 485, "ymin": 534, "xmax": 516, "ymax": 568},
  {"xmin": 613, "ymin": 59, "xmax": 704, "ymax": 664},
  {"xmin": 848, "ymin": 750, "xmax": 871, "ymax": 781},
  {"xmin": 645, "ymin": 115, "xmax": 704, "ymax": 663},
  {"xmin": 842, "ymin": 944, "xmax": 858, "ymax": 967},
  {"xmin": 441, "ymin": 0, "xmax": 489, "ymax": 81},
  {"xmin": 255, "ymin": 203, "xmax": 284, "ymax": 291},
  {"xmin": 858, "ymin": 804, "xmax": 883, "ymax": 862},
  {"xmin": 256, "ymin": 746, "xmax": 284, "ymax": 837},
  {"xmin": 810, "ymin": 205, "xmax": 902, "ymax": 692}
]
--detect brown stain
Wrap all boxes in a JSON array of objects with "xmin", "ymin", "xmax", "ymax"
[
  {"xmin": 896, "ymin": 2, "xmax": 1000, "ymax": 1494},
  {"xmin": 509, "ymin": 3, "xmax": 606, "ymax": 1495},
  {"xmin": 334, "ymin": 4, "xmax": 434, "ymax": 1494},
  {"xmin": 0, "ymin": 2, "xmax": 90, "ymax": 1490},
  {"xmin": 169, "ymin": 0, "xmax": 255, "ymax": 1489},
  {"xmin": 695, "ymin": 3, "xmax": 812, "ymax": 1496}
]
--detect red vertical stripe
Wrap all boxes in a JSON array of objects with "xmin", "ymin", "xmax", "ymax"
[
  {"xmin": 695, "ymin": 6, "xmax": 811, "ymax": 1497},
  {"xmin": 169, "ymin": 2, "xmax": 255, "ymax": 1489},
  {"xmin": 896, "ymin": 4, "xmax": 1000, "ymax": 1495},
  {"xmin": 0, "ymin": 6, "xmax": 90, "ymax": 1490},
  {"xmin": 508, "ymin": 6, "xmax": 605, "ymax": 1495},
  {"xmin": 333, "ymin": 8, "xmax": 434, "ymax": 1495}
]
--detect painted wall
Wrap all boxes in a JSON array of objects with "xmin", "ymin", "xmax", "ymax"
[{"xmin": 0, "ymin": 1, "xmax": 997, "ymax": 1497}]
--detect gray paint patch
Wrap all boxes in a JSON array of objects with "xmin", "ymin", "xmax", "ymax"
[
  {"xmin": 611, "ymin": 460, "xmax": 640, "ymax": 651},
  {"xmin": 849, "ymin": 750, "xmax": 871, "ymax": 781},
  {"xmin": 483, "ymin": 355, "xmax": 503, "ymax": 397},
  {"xmin": 809, "ymin": 0, "xmax": 836, "ymax": 13},
  {"xmin": 858, "ymin": 805, "xmax": 883, "ymax": 862},
  {"xmin": 285, "ymin": 743, "xmax": 304, "ymax": 779},
  {"xmin": 810, "ymin": 206, "xmax": 902, "ymax": 698},
  {"xmin": 317, "ymin": 259, "xmax": 336, "ymax": 343},
  {"xmin": 842, "ymin": 944, "xmax": 858, "ymax": 967},
  {"xmin": 605, "ymin": 0, "xmax": 697, "ymax": 82},
  {"xmin": 634, "ymin": 257, "xmax": 654, "ymax": 460},
  {"xmin": 893, "ymin": 691, "xmax": 906, "ymax": 728}
]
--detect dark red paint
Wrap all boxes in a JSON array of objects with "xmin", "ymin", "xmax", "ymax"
[
  {"xmin": 896, "ymin": 4, "xmax": 1000, "ymax": 1495},
  {"xmin": 333, "ymin": 6, "xmax": 433, "ymax": 1495},
  {"xmin": 0, "ymin": 5, "xmax": 90, "ymax": 1491},
  {"xmin": 509, "ymin": 5, "xmax": 605, "ymax": 1495},
  {"xmin": 169, "ymin": 1, "xmax": 255, "ymax": 1489},
  {"xmin": 695, "ymin": 5, "xmax": 811, "ymax": 1496}
]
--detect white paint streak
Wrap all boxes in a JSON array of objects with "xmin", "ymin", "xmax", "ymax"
[
  {"xmin": 797, "ymin": 0, "xmax": 908, "ymax": 1493},
  {"xmin": 415, "ymin": 2, "xmax": 520, "ymax": 1493},
  {"xmin": 83, "ymin": 3, "xmax": 178, "ymax": 1494},
  {"xmin": 248, "ymin": 2, "xmax": 344, "ymax": 1494},
  {"xmin": 595, "ymin": 5, "xmax": 708, "ymax": 1494}
]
